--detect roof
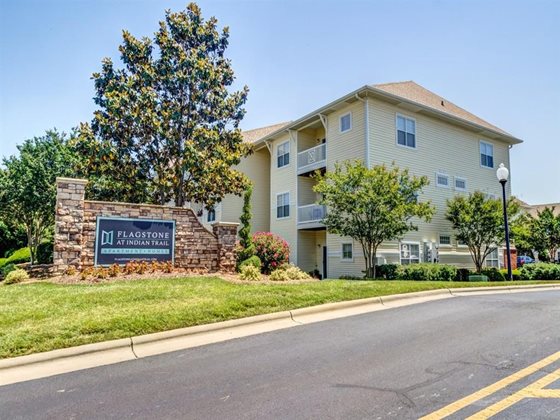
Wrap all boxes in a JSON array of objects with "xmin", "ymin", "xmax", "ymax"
[
  {"xmin": 242, "ymin": 122, "xmax": 291, "ymax": 144},
  {"xmin": 516, "ymin": 198, "xmax": 560, "ymax": 217},
  {"xmin": 245, "ymin": 81, "xmax": 522, "ymax": 146},
  {"xmin": 372, "ymin": 81, "xmax": 511, "ymax": 136}
]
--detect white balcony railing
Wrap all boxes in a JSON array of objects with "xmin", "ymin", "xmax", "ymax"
[
  {"xmin": 297, "ymin": 143, "xmax": 326, "ymax": 174},
  {"xmin": 298, "ymin": 204, "xmax": 326, "ymax": 224}
]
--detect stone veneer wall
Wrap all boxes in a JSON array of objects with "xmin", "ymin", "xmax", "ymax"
[{"xmin": 54, "ymin": 177, "xmax": 238, "ymax": 274}]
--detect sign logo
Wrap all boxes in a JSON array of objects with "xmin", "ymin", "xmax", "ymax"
[{"xmin": 101, "ymin": 230, "xmax": 114, "ymax": 245}]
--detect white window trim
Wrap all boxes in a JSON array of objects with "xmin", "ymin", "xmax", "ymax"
[
  {"xmin": 399, "ymin": 241, "xmax": 421, "ymax": 264},
  {"xmin": 435, "ymin": 172, "xmax": 450, "ymax": 188},
  {"xmin": 275, "ymin": 191, "xmax": 291, "ymax": 220},
  {"xmin": 454, "ymin": 176, "xmax": 467, "ymax": 192},
  {"xmin": 341, "ymin": 242, "xmax": 354, "ymax": 262},
  {"xmin": 479, "ymin": 140, "xmax": 494, "ymax": 169},
  {"xmin": 339, "ymin": 112, "xmax": 352, "ymax": 133},
  {"xmin": 485, "ymin": 247, "xmax": 500, "ymax": 268},
  {"xmin": 395, "ymin": 113, "xmax": 417, "ymax": 150},
  {"xmin": 276, "ymin": 140, "xmax": 290, "ymax": 169},
  {"xmin": 438, "ymin": 234, "xmax": 452, "ymax": 248}
]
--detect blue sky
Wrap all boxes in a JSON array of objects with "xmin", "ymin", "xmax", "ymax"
[{"xmin": 1, "ymin": 0, "xmax": 559, "ymax": 203}]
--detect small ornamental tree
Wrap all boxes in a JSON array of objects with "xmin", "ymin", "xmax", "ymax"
[
  {"xmin": 446, "ymin": 191, "xmax": 519, "ymax": 273},
  {"xmin": 76, "ymin": 3, "xmax": 251, "ymax": 206},
  {"xmin": 237, "ymin": 183, "xmax": 255, "ymax": 263},
  {"xmin": 530, "ymin": 207, "xmax": 560, "ymax": 261},
  {"xmin": 314, "ymin": 161, "xmax": 434, "ymax": 279},
  {"xmin": 252, "ymin": 232, "xmax": 290, "ymax": 274}
]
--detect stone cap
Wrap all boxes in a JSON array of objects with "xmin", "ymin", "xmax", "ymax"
[
  {"xmin": 211, "ymin": 222, "xmax": 240, "ymax": 227},
  {"xmin": 56, "ymin": 177, "xmax": 88, "ymax": 185}
]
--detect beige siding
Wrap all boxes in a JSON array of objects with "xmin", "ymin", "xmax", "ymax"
[
  {"xmin": 269, "ymin": 133, "xmax": 298, "ymax": 263},
  {"xmin": 219, "ymin": 148, "xmax": 271, "ymax": 234}
]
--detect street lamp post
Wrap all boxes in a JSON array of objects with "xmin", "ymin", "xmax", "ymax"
[{"xmin": 497, "ymin": 163, "xmax": 513, "ymax": 281}]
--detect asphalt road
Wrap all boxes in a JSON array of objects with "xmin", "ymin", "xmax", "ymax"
[{"xmin": 1, "ymin": 290, "xmax": 560, "ymax": 419}]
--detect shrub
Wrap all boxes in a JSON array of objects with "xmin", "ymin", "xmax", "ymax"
[
  {"xmin": 108, "ymin": 264, "xmax": 122, "ymax": 277},
  {"xmin": 455, "ymin": 268, "xmax": 472, "ymax": 282},
  {"xmin": 239, "ymin": 264, "xmax": 261, "ymax": 281},
  {"xmin": 238, "ymin": 255, "xmax": 262, "ymax": 271},
  {"xmin": 65, "ymin": 266, "xmax": 77, "ymax": 276},
  {"xmin": 4, "ymin": 269, "xmax": 29, "ymax": 285},
  {"xmin": 269, "ymin": 264, "xmax": 311, "ymax": 281},
  {"xmin": 398, "ymin": 263, "xmax": 458, "ymax": 281},
  {"xmin": 375, "ymin": 264, "xmax": 400, "ymax": 280},
  {"xmin": 500, "ymin": 268, "xmax": 521, "ymax": 280},
  {"xmin": 36, "ymin": 241, "xmax": 53, "ymax": 264},
  {"xmin": 252, "ymin": 232, "xmax": 290, "ymax": 274},
  {"xmin": 480, "ymin": 267, "xmax": 506, "ymax": 281},
  {"xmin": 0, "ymin": 247, "xmax": 31, "ymax": 268},
  {"xmin": 519, "ymin": 263, "xmax": 560, "ymax": 280},
  {"xmin": 1, "ymin": 263, "xmax": 17, "ymax": 278},
  {"xmin": 339, "ymin": 275, "xmax": 363, "ymax": 280}
]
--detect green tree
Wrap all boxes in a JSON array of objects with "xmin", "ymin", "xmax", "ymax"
[
  {"xmin": 0, "ymin": 131, "xmax": 79, "ymax": 264},
  {"xmin": 76, "ymin": 3, "xmax": 250, "ymax": 206},
  {"xmin": 237, "ymin": 183, "xmax": 255, "ymax": 263},
  {"xmin": 530, "ymin": 207, "xmax": 560, "ymax": 261},
  {"xmin": 314, "ymin": 161, "xmax": 434, "ymax": 278},
  {"xmin": 446, "ymin": 191, "xmax": 519, "ymax": 273}
]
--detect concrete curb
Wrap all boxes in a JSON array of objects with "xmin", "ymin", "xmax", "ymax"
[{"xmin": 1, "ymin": 283, "xmax": 559, "ymax": 386}]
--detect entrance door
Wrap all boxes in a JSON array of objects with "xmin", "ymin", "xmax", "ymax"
[{"xmin": 322, "ymin": 246, "xmax": 327, "ymax": 280}]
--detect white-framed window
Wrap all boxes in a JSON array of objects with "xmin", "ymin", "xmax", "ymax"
[
  {"xmin": 454, "ymin": 177, "xmax": 467, "ymax": 191},
  {"xmin": 435, "ymin": 172, "xmax": 450, "ymax": 188},
  {"xmin": 439, "ymin": 234, "xmax": 452, "ymax": 246},
  {"xmin": 480, "ymin": 141, "xmax": 494, "ymax": 168},
  {"xmin": 341, "ymin": 243, "xmax": 353, "ymax": 261},
  {"xmin": 277, "ymin": 141, "xmax": 290, "ymax": 168},
  {"xmin": 340, "ymin": 112, "xmax": 352, "ymax": 133},
  {"xmin": 276, "ymin": 192, "xmax": 290, "ymax": 219},
  {"xmin": 486, "ymin": 247, "xmax": 499, "ymax": 268},
  {"xmin": 400, "ymin": 242, "xmax": 420, "ymax": 265},
  {"xmin": 207, "ymin": 208, "xmax": 216, "ymax": 222},
  {"xmin": 396, "ymin": 114, "xmax": 416, "ymax": 148}
]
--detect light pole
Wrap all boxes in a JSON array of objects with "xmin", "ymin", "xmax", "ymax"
[{"xmin": 497, "ymin": 163, "xmax": 512, "ymax": 281}]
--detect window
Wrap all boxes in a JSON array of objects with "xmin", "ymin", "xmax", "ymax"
[
  {"xmin": 439, "ymin": 235, "xmax": 451, "ymax": 246},
  {"xmin": 277, "ymin": 141, "xmax": 290, "ymax": 168},
  {"xmin": 342, "ymin": 243, "xmax": 353, "ymax": 261},
  {"xmin": 340, "ymin": 112, "xmax": 352, "ymax": 133},
  {"xmin": 436, "ymin": 172, "xmax": 449, "ymax": 188},
  {"xmin": 276, "ymin": 192, "xmax": 290, "ymax": 218},
  {"xmin": 480, "ymin": 141, "xmax": 494, "ymax": 168},
  {"xmin": 207, "ymin": 208, "xmax": 216, "ymax": 222},
  {"xmin": 486, "ymin": 248, "xmax": 499, "ymax": 268},
  {"xmin": 397, "ymin": 115, "xmax": 416, "ymax": 148},
  {"xmin": 454, "ymin": 177, "xmax": 467, "ymax": 191},
  {"xmin": 457, "ymin": 237, "xmax": 467, "ymax": 246},
  {"xmin": 400, "ymin": 242, "xmax": 420, "ymax": 265}
]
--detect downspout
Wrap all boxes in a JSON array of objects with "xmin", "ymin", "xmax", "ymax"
[{"xmin": 355, "ymin": 93, "xmax": 370, "ymax": 168}]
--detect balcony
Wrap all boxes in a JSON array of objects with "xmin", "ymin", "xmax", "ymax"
[
  {"xmin": 297, "ymin": 143, "xmax": 326, "ymax": 175},
  {"xmin": 298, "ymin": 204, "xmax": 326, "ymax": 229}
]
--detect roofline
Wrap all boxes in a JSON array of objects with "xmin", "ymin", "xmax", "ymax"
[{"xmin": 253, "ymin": 85, "xmax": 523, "ymax": 146}]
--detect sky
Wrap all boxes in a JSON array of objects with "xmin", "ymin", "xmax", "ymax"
[{"xmin": 1, "ymin": 0, "xmax": 559, "ymax": 204}]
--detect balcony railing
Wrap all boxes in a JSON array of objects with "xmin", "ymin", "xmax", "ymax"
[
  {"xmin": 297, "ymin": 143, "xmax": 326, "ymax": 175},
  {"xmin": 298, "ymin": 204, "xmax": 326, "ymax": 225}
]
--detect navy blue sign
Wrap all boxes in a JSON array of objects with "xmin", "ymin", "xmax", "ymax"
[{"xmin": 94, "ymin": 217, "xmax": 175, "ymax": 266}]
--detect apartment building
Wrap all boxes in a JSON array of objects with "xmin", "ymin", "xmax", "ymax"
[{"xmin": 199, "ymin": 81, "xmax": 522, "ymax": 278}]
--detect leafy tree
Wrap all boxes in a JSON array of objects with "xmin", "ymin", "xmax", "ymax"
[
  {"xmin": 237, "ymin": 183, "xmax": 255, "ymax": 263},
  {"xmin": 0, "ymin": 131, "xmax": 79, "ymax": 264},
  {"xmin": 530, "ymin": 207, "xmax": 560, "ymax": 261},
  {"xmin": 0, "ymin": 219, "xmax": 27, "ymax": 258},
  {"xmin": 314, "ymin": 161, "xmax": 434, "ymax": 278},
  {"xmin": 446, "ymin": 191, "xmax": 519, "ymax": 273},
  {"xmin": 510, "ymin": 212, "xmax": 537, "ymax": 257},
  {"xmin": 76, "ymin": 3, "xmax": 250, "ymax": 206}
]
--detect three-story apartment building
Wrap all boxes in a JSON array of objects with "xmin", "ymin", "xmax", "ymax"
[{"xmin": 199, "ymin": 81, "xmax": 522, "ymax": 278}]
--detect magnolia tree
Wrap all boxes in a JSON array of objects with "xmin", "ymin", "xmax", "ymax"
[
  {"xmin": 75, "ymin": 3, "xmax": 251, "ymax": 207},
  {"xmin": 314, "ymin": 161, "xmax": 435, "ymax": 278},
  {"xmin": 446, "ymin": 191, "xmax": 519, "ymax": 273}
]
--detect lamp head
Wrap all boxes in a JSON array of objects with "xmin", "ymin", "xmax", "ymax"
[{"xmin": 496, "ymin": 163, "xmax": 509, "ymax": 182}]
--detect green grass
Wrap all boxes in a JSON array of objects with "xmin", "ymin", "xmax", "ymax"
[
  {"xmin": 0, "ymin": 247, "xmax": 31, "ymax": 268},
  {"xmin": 0, "ymin": 277, "xmax": 557, "ymax": 359}
]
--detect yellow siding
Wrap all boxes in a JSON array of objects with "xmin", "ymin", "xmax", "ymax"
[{"xmin": 219, "ymin": 148, "xmax": 271, "ymax": 234}]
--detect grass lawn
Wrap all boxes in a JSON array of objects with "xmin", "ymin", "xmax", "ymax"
[{"xmin": 0, "ymin": 277, "xmax": 558, "ymax": 359}]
